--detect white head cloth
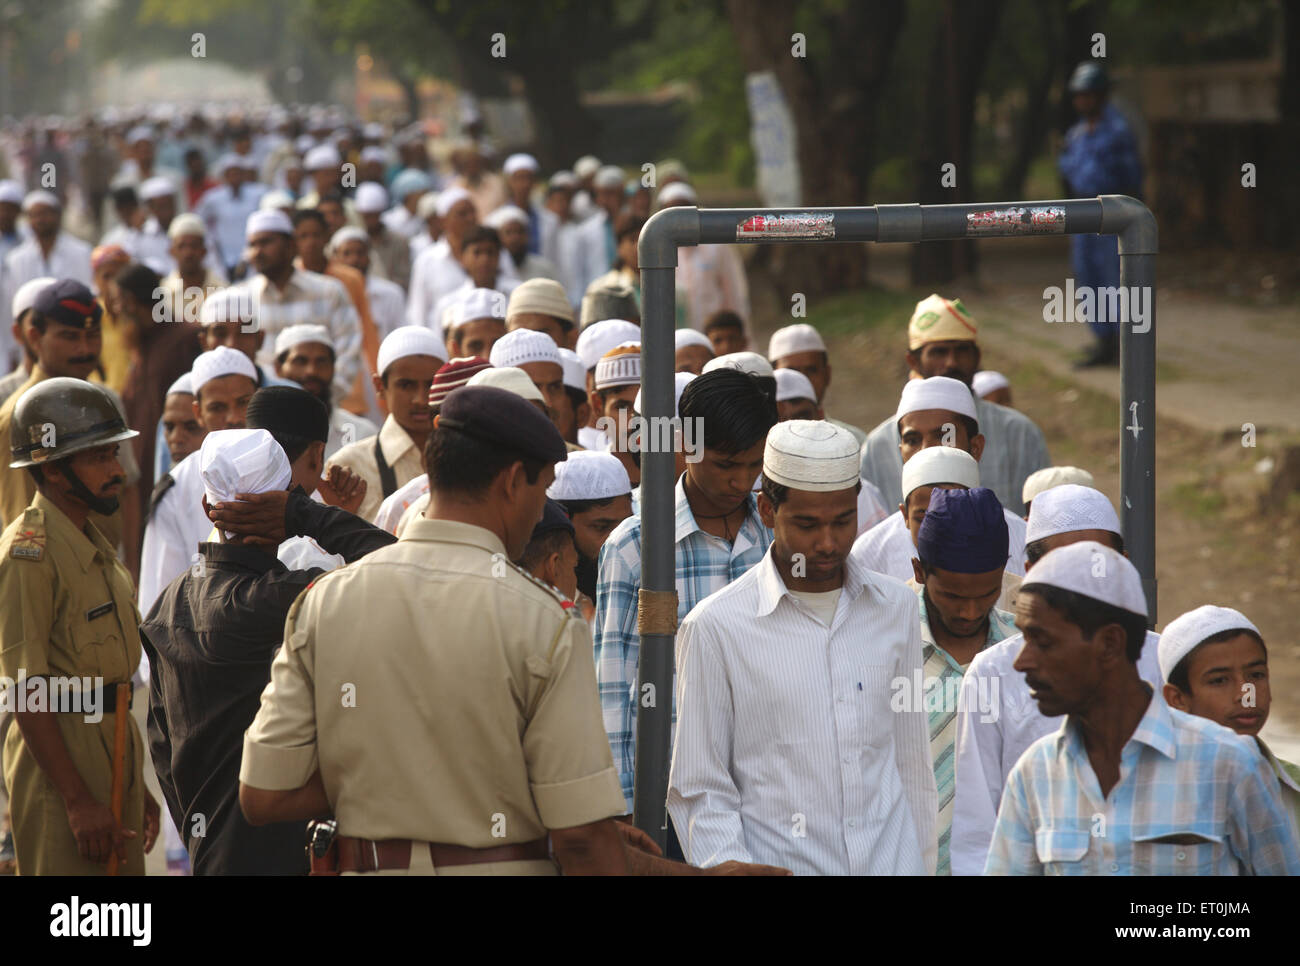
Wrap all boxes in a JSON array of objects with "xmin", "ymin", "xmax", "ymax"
[{"xmin": 199, "ymin": 428, "xmax": 292, "ymax": 537}]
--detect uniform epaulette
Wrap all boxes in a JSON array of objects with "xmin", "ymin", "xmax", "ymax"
[
  {"xmin": 508, "ymin": 559, "xmax": 574, "ymax": 614},
  {"xmin": 10, "ymin": 507, "xmax": 47, "ymax": 562}
]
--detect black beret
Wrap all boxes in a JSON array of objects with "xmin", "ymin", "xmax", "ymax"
[
  {"xmin": 34, "ymin": 279, "xmax": 103, "ymax": 330},
  {"xmin": 247, "ymin": 385, "xmax": 330, "ymax": 445},
  {"xmin": 437, "ymin": 386, "xmax": 568, "ymax": 466},
  {"xmin": 532, "ymin": 498, "xmax": 575, "ymax": 541}
]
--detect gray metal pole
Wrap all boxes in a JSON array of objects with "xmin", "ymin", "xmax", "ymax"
[
  {"xmin": 634, "ymin": 205, "xmax": 699, "ymax": 850},
  {"xmin": 1102, "ymin": 194, "xmax": 1159, "ymax": 624}
]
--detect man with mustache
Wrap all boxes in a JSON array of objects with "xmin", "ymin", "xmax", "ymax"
[
  {"xmin": 0, "ymin": 281, "xmax": 139, "ymax": 548},
  {"xmin": 985, "ymin": 541, "xmax": 1299, "ymax": 875},
  {"xmin": 0, "ymin": 378, "xmax": 161, "ymax": 874},
  {"xmin": 273, "ymin": 324, "xmax": 377, "ymax": 460},
  {"xmin": 548, "ymin": 451, "xmax": 633, "ymax": 628},
  {"xmin": 859, "ymin": 295, "xmax": 1050, "ymax": 516}
]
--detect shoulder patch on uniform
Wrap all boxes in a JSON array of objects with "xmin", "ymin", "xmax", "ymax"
[
  {"xmin": 507, "ymin": 558, "xmax": 573, "ymax": 613},
  {"xmin": 10, "ymin": 512, "xmax": 46, "ymax": 561}
]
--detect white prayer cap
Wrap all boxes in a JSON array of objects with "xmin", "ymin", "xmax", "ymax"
[
  {"xmin": 657, "ymin": 182, "xmax": 697, "ymax": 207},
  {"xmin": 416, "ymin": 193, "xmax": 441, "ymax": 220},
  {"xmin": 465, "ymin": 365, "xmax": 544, "ymax": 404},
  {"xmin": 763, "ymin": 420, "xmax": 860, "ymax": 493},
  {"xmin": 378, "ymin": 325, "xmax": 446, "ymax": 375},
  {"xmin": 0, "ymin": 180, "xmax": 23, "ymax": 205},
  {"xmin": 703, "ymin": 351, "xmax": 773, "ymax": 378},
  {"xmin": 503, "ymin": 153, "xmax": 539, "ymax": 176},
  {"xmin": 895, "ymin": 375, "xmax": 977, "ymax": 422},
  {"xmin": 258, "ymin": 190, "xmax": 295, "ymax": 211},
  {"xmin": 22, "ymin": 190, "xmax": 60, "ymax": 212},
  {"xmin": 435, "ymin": 185, "xmax": 473, "ymax": 218},
  {"xmin": 362, "ymin": 122, "xmax": 385, "ymax": 140},
  {"xmin": 11, "ymin": 276, "xmax": 55, "ymax": 320},
  {"xmin": 451, "ymin": 287, "xmax": 508, "ymax": 328},
  {"xmin": 274, "ymin": 323, "xmax": 334, "ymax": 357},
  {"xmin": 1023, "ymin": 466, "xmax": 1096, "ymax": 507},
  {"xmin": 353, "ymin": 181, "xmax": 388, "ymax": 214},
  {"xmin": 199, "ymin": 429, "xmax": 292, "ymax": 533},
  {"xmin": 294, "ymin": 134, "xmax": 317, "ymax": 154},
  {"xmin": 166, "ymin": 372, "xmax": 194, "ymax": 396},
  {"xmin": 972, "ymin": 370, "xmax": 1009, "ymax": 397},
  {"xmin": 360, "ymin": 146, "xmax": 388, "ymax": 165},
  {"xmin": 1021, "ymin": 540, "xmax": 1147, "ymax": 618},
  {"xmin": 634, "ymin": 371, "xmax": 694, "ymax": 416},
  {"xmin": 1158, "ymin": 605, "xmax": 1263, "ymax": 683},
  {"xmin": 199, "ymin": 287, "xmax": 255, "ymax": 328},
  {"xmin": 304, "ymin": 144, "xmax": 342, "ymax": 170},
  {"xmin": 1025, "ymin": 483, "xmax": 1121, "ymax": 544},
  {"xmin": 674, "ymin": 329, "xmax": 712, "ymax": 352},
  {"xmin": 595, "ymin": 341, "xmax": 641, "ymax": 389},
  {"xmin": 558, "ymin": 348, "xmax": 586, "ymax": 392},
  {"xmin": 485, "ymin": 204, "xmax": 529, "ymax": 230},
  {"xmin": 489, "ymin": 328, "xmax": 561, "ymax": 369},
  {"xmin": 768, "ymin": 323, "xmax": 826, "ymax": 361},
  {"xmin": 549, "ymin": 171, "xmax": 578, "ymax": 190},
  {"xmin": 576, "ymin": 318, "xmax": 640, "ymax": 370},
  {"xmin": 548, "ymin": 450, "xmax": 631, "ymax": 501},
  {"xmin": 327, "ymin": 225, "xmax": 369, "ymax": 255},
  {"xmin": 594, "ymin": 165, "xmax": 625, "ymax": 189},
  {"xmin": 901, "ymin": 445, "xmax": 980, "ymax": 500},
  {"xmin": 139, "ymin": 176, "xmax": 175, "ymax": 201},
  {"xmin": 574, "ymin": 156, "xmax": 601, "ymax": 179},
  {"xmin": 191, "ymin": 346, "xmax": 258, "ymax": 395},
  {"xmin": 126, "ymin": 124, "xmax": 155, "ymax": 144},
  {"xmin": 245, "ymin": 208, "xmax": 294, "ymax": 241},
  {"xmin": 774, "ymin": 368, "xmax": 817, "ymax": 404},
  {"xmin": 507, "ymin": 277, "xmax": 573, "ymax": 324},
  {"xmin": 167, "ymin": 213, "xmax": 206, "ymax": 240}
]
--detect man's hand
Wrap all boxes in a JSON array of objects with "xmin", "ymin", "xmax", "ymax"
[
  {"xmin": 207, "ymin": 490, "xmax": 290, "ymax": 545},
  {"xmin": 317, "ymin": 465, "xmax": 367, "ymax": 516},
  {"xmin": 142, "ymin": 790, "xmax": 161, "ymax": 854},
  {"xmin": 66, "ymin": 794, "xmax": 135, "ymax": 865},
  {"xmin": 614, "ymin": 820, "xmax": 663, "ymax": 856},
  {"xmin": 702, "ymin": 860, "xmax": 792, "ymax": 876}
]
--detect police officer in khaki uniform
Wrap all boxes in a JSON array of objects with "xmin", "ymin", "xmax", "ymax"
[
  {"xmin": 238, "ymin": 385, "xmax": 631, "ymax": 874},
  {"xmin": 0, "ymin": 378, "xmax": 160, "ymax": 874}
]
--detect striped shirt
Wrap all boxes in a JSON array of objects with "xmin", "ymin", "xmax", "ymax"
[
  {"xmin": 985, "ymin": 692, "xmax": 1300, "ymax": 875},
  {"xmin": 594, "ymin": 474, "xmax": 772, "ymax": 812},
  {"xmin": 667, "ymin": 550, "xmax": 937, "ymax": 874},
  {"xmin": 916, "ymin": 589, "xmax": 1017, "ymax": 875}
]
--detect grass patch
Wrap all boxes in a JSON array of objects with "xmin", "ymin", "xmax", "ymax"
[
  {"xmin": 1168, "ymin": 481, "xmax": 1227, "ymax": 521},
  {"xmin": 803, "ymin": 287, "xmax": 923, "ymax": 339},
  {"xmin": 1155, "ymin": 359, "xmax": 1186, "ymax": 382}
]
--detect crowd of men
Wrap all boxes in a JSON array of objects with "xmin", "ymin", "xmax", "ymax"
[{"xmin": 0, "ymin": 100, "xmax": 1295, "ymax": 877}]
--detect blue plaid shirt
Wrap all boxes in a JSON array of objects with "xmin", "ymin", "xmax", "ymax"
[
  {"xmin": 594, "ymin": 475, "xmax": 772, "ymax": 812},
  {"xmin": 985, "ymin": 691, "xmax": 1300, "ymax": 875}
]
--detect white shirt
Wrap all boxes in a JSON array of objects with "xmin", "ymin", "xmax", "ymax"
[
  {"xmin": 577, "ymin": 426, "xmax": 609, "ymax": 452},
  {"xmin": 949, "ymin": 629, "xmax": 1164, "ymax": 876},
  {"xmin": 407, "ymin": 240, "xmax": 519, "ymax": 330},
  {"xmin": 856, "ymin": 478, "xmax": 890, "ymax": 537},
  {"xmin": 372, "ymin": 472, "xmax": 428, "ymax": 533},
  {"xmin": 667, "ymin": 549, "xmax": 938, "ymax": 876},
  {"xmin": 542, "ymin": 211, "xmax": 598, "ymax": 309},
  {"xmin": 382, "ymin": 205, "xmax": 423, "ymax": 240},
  {"xmin": 849, "ymin": 507, "xmax": 1027, "ymax": 581},
  {"xmin": 365, "ymin": 274, "xmax": 407, "ymax": 342},
  {"xmin": 677, "ymin": 244, "xmax": 750, "ymax": 332},
  {"xmin": 139, "ymin": 450, "xmax": 211, "ymax": 616},
  {"xmin": 195, "ymin": 182, "xmax": 268, "ymax": 268}
]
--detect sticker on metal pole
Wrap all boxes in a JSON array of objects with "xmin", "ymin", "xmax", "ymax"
[
  {"xmin": 966, "ymin": 205, "xmax": 1066, "ymax": 235},
  {"xmin": 736, "ymin": 212, "xmax": 835, "ymax": 241}
]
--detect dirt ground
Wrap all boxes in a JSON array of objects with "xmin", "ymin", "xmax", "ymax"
[{"xmin": 747, "ymin": 238, "xmax": 1300, "ymax": 761}]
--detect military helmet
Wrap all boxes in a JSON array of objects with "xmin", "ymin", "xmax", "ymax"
[
  {"xmin": 1068, "ymin": 61, "xmax": 1109, "ymax": 94},
  {"xmin": 9, "ymin": 378, "xmax": 139, "ymax": 469}
]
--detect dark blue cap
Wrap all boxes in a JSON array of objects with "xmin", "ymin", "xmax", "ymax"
[
  {"xmin": 917, "ymin": 486, "xmax": 1009, "ymax": 574},
  {"xmin": 532, "ymin": 498, "xmax": 575, "ymax": 541},
  {"xmin": 34, "ymin": 279, "xmax": 102, "ymax": 329}
]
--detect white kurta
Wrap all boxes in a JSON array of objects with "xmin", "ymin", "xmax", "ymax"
[
  {"xmin": 371, "ymin": 472, "xmax": 428, "ymax": 533},
  {"xmin": 667, "ymin": 550, "xmax": 938, "ymax": 875},
  {"xmin": 138, "ymin": 451, "xmax": 211, "ymax": 617},
  {"xmin": 364, "ymin": 274, "xmax": 407, "ymax": 342},
  {"xmin": 849, "ymin": 507, "xmax": 1028, "ymax": 581},
  {"xmin": 948, "ymin": 629, "xmax": 1164, "ymax": 876}
]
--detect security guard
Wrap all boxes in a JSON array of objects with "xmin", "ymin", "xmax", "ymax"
[
  {"xmin": 0, "ymin": 378, "xmax": 159, "ymax": 874},
  {"xmin": 237, "ymin": 386, "xmax": 630, "ymax": 875}
]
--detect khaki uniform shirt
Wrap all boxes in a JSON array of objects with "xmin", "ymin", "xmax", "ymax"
[
  {"xmin": 0, "ymin": 367, "xmax": 139, "ymax": 546},
  {"xmin": 325, "ymin": 415, "xmax": 424, "ymax": 523},
  {"xmin": 240, "ymin": 518, "xmax": 625, "ymax": 875},
  {"xmin": 0, "ymin": 493, "xmax": 145, "ymax": 875}
]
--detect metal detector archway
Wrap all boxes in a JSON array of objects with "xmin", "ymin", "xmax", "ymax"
[{"xmin": 632, "ymin": 195, "xmax": 1157, "ymax": 848}]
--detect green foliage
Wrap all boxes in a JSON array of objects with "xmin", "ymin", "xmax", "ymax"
[{"xmin": 801, "ymin": 287, "xmax": 923, "ymax": 339}]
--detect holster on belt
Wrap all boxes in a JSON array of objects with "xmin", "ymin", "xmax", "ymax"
[{"xmin": 306, "ymin": 819, "xmax": 339, "ymax": 876}]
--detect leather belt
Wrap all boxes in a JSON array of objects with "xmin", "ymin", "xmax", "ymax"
[
  {"xmin": 56, "ymin": 681, "xmax": 133, "ymax": 712},
  {"xmin": 336, "ymin": 836, "xmax": 550, "ymax": 873}
]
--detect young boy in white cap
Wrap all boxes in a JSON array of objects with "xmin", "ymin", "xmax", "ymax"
[
  {"xmin": 574, "ymin": 318, "xmax": 640, "ymax": 451},
  {"xmin": 668, "ymin": 420, "xmax": 936, "ymax": 875},
  {"xmin": 986, "ymin": 542, "xmax": 1299, "ymax": 875},
  {"xmin": 1020, "ymin": 465, "xmax": 1095, "ymax": 519},
  {"xmin": 441, "ymin": 287, "xmax": 508, "ymax": 360},
  {"xmin": 548, "ymin": 450, "xmax": 634, "ymax": 623},
  {"xmin": 950, "ymin": 483, "xmax": 1162, "ymax": 875},
  {"xmin": 326, "ymin": 325, "xmax": 444, "ymax": 521},
  {"xmin": 489, "ymin": 328, "xmax": 567, "ymax": 424},
  {"xmin": 505, "ymin": 277, "xmax": 574, "ymax": 350},
  {"xmin": 768, "ymin": 322, "xmax": 867, "ymax": 445},
  {"xmin": 1159, "ymin": 605, "xmax": 1300, "ymax": 833},
  {"xmin": 674, "ymin": 328, "xmax": 714, "ymax": 375},
  {"xmin": 592, "ymin": 342, "xmax": 642, "ymax": 485}
]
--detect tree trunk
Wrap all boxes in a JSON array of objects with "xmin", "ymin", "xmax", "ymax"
[
  {"xmin": 515, "ymin": 61, "xmax": 601, "ymax": 172},
  {"xmin": 999, "ymin": 2, "xmax": 1062, "ymax": 198},
  {"xmin": 909, "ymin": 0, "xmax": 1005, "ymax": 287}
]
